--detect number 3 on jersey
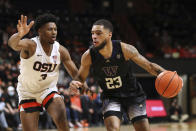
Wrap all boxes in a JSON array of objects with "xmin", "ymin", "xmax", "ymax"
[
  {"xmin": 41, "ymin": 74, "xmax": 47, "ymax": 80},
  {"xmin": 105, "ymin": 76, "xmax": 122, "ymax": 89}
]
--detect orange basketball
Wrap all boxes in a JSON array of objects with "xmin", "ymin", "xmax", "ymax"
[{"xmin": 155, "ymin": 71, "xmax": 183, "ymax": 98}]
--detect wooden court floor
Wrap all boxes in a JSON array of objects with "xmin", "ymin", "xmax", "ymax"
[{"xmin": 42, "ymin": 119, "xmax": 196, "ymax": 131}]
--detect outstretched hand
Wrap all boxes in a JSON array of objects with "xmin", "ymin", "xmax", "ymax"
[
  {"xmin": 17, "ymin": 15, "xmax": 34, "ymax": 38},
  {"xmin": 69, "ymin": 80, "xmax": 83, "ymax": 95}
]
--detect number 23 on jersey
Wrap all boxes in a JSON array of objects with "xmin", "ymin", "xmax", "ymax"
[{"xmin": 105, "ymin": 76, "xmax": 122, "ymax": 89}]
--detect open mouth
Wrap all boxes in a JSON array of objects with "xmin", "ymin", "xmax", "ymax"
[
  {"xmin": 51, "ymin": 37, "xmax": 56, "ymax": 41},
  {"xmin": 93, "ymin": 41, "xmax": 98, "ymax": 46}
]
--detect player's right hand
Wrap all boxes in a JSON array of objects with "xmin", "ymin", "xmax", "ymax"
[
  {"xmin": 69, "ymin": 80, "xmax": 83, "ymax": 95},
  {"xmin": 17, "ymin": 15, "xmax": 34, "ymax": 38}
]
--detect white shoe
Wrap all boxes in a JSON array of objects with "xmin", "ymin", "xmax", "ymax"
[
  {"xmin": 76, "ymin": 121, "xmax": 83, "ymax": 128},
  {"xmin": 69, "ymin": 122, "xmax": 74, "ymax": 128},
  {"xmin": 17, "ymin": 124, "xmax": 22, "ymax": 130},
  {"xmin": 171, "ymin": 115, "xmax": 178, "ymax": 120},
  {"xmin": 180, "ymin": 114, "xmax": 189, "ymax": 122}
]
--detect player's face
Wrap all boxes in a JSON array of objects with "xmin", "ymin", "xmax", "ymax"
[
  {"xmin": 39, "ymin": 22, "xmax": 57, "ymax": 44},
  {"xmin": 91, "ymin": 25, "xmax": 112, "ymax": 48}
]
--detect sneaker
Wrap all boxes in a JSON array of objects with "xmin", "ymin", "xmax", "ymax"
[
  {"xmin": 69, "ymin": 122, "xmax": 74, "ymax": 128},
  {"xmin": 171, "ymin": 115, "xmax": 178, "ymax": 120},
  {"xmin": 17, "ymin": 123, "xmax": 22, "ymax": 130},
  {"xmin": 180, "ymin": 114, "xmax": 189, "ymax": 122},
  {"xmin": 76, "ymin": 121, "xmax": 83, "ymax": 128}
]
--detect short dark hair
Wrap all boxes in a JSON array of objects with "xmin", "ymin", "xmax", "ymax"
[
  {"xmin": 93, "ymin": 19, "xmax": 113, "ymax": 32},
  {"xmin": 34, "ymin": 13, "xmax": 58, "ymax": 32}
]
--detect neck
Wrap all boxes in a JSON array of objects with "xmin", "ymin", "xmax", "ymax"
[
  {"xmin": 99, "ymin": 40, "xmax": 112, "ymax": 59},
  {"xmin": 39, "ymin": 37, "xmax": 53, "ymax": 56}
]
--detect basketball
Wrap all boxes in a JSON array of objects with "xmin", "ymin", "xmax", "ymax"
[{"xmin": 155, "ymin": 71, "xmax": 183, "ymax": 98}]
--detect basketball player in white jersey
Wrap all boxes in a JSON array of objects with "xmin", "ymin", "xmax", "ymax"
[{"xmin": 8, "ymin": 13, "xmax": 81, "ymax": 131}]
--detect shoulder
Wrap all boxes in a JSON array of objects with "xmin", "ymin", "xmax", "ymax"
[
  {"xmin": 59, "ymin": 45, "xmax": 69, "ymax": 54},
  {"xmin": 120, "ymin": 42, "xmax": 139, "ymax": 60},
  {"xmin": 82, "ymin": 49, "xmax": 91, "ymax": 61},
  {"xmin": 22, "ymin": 38, "xmax": 37, "ymax": 48},
  {"xmin": 81, "ymin": 49, "xmax": 92, "ymax": 66},
  {"xmin": 28, "ymin": 37, "xmax": 38, "ymax": 47},
  {"xmin": 120, "ymin": 42, "xmax": 135, "ymax": 50},
  {"xmin": 20, "ymin": 38, "xmax": 36, "ymax": 57},
  {"xmin": 59, "ymin": 45, "xmax": 71, "ymax": 61}
]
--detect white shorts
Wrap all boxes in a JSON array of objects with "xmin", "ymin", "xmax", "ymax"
[{"xmin": 17, "ymin": 85, "xmax": 61, "ymax": 112}]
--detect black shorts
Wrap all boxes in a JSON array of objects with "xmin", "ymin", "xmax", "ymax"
[{"xmin": 102, "ymin": 97, "xmax": 147, "ymax": 123}]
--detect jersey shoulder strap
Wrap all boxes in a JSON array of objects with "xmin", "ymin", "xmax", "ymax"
[
  {"xmin": 89, "ymin": 46, "xmax": 97, "ymax": 64},
  {"xmin": 111, "ymin": 40, "xmax": 124, "ymax": 58}
]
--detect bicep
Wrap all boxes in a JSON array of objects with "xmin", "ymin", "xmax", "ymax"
[
  {"xmin": 78, "ymin": 61, "xmax": 90, "ymax": 83},
  {"xmin": 122, "ymin": 43, "xmax": 152, "ymax": 69},
  {"xmin": 60, "ymin": 46, "xmax": 79, "ymax": 78},
  {"xmin": 77, "ymin": 51, "xmax": 91, "ymax": 82},
  {"xmin": 63, "ymin": 59, "xmax": 79, "ymax": 78},
  {"xmin": 18, "ymin": 39, "xmax": 30, "ymax": 49},
  {"xmin": 122, "ymin": 43, "xmax": 165, "ymax": 75}
]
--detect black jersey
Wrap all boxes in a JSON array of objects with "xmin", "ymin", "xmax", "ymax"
[{"xmin": 90, "ymin": 40, "xmax": 145, "ymax": 99}]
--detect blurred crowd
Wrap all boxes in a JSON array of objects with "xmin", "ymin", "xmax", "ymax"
[
  {"xmin": 169, "ymin": 98, "xmax": 189, "ymax": 122},
  {"xmin": 0, "ymin": 0, "xmax": 195, "ymax": 130},
  {"xmin": 126, "ymin": 0, "xmax": 196, "ymax": 58}
]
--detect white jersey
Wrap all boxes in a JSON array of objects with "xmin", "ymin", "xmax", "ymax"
[{"xmin": 17, "ymin": 36, "xmax": 61, "ymax": 94}]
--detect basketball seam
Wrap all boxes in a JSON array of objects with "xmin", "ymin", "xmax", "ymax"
[
  {"xmin": 157, "ymin": 72, "xmax": 171, "ymax": 92},
  {"xmin": 170, "ymin": 75, "xmax": 180, "ymax": 97},
  {"xmin": 162, "ymin": 72, "xmax": 177, "ymax": 96}
]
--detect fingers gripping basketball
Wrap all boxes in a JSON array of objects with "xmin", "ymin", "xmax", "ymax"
[{"xmin": 155, "ymin": 71, "xmax": 183, "ymax": 98}]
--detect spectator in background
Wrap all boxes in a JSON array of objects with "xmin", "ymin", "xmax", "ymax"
[
  {"xmin": 0, "ymin": 86, "xmax": 12, "ymax": 131},
  {"xmin": 4, "ymin": 86, "xmax": 20, "ymax": 130},
  {"xmin": 70, "ymin": 95, "xmax": 83, "ymax": 128},
  {"xmin": 80, "ymin": 88, "xmax": 94, "ymax": 127},
  {"xmin": 0, "ymin": 64, "xmax": 7, "ymax": 83},
  {"xmin": 91, "ymin": 86, "xmax": 103, "ymax": 126},
  {"xmin": 59, "ymin": 87, "xmax": 74, "ymax": 128},
  {"xmin": 169, "ymin": 98, "xmax": 189, "ymax": 122},
  {"xmin": 39, "ymin": 110, "xmax": 55, "ymax": 129}
]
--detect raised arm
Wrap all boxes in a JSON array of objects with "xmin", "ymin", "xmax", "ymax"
[
  {"xmin": 8, "ymin": 15, "xmax": 34, "ymax": 51},
  {"xmin": 121, "ymin": 42, "xmax": 166, "ymax": 76}
]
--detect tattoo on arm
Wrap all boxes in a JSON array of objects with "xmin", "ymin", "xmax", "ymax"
[
  {"xmin": 149, "ymin": 63, "xmax": 165, "ymax": 76},
  {"xmin": 124, "ymin": 44, "xmax": 165, "ymax": 76},
  {"xmin": 155, "ymin": 69, "xmax": 163, "ymax": 75},
  {"xmin": 150, "ymin": 63, "xmax": 164, "ymax": 75}
]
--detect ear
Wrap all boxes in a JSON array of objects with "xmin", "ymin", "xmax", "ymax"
[
  {"xmin": 38, "ymin": 28, "xmax": 41, "ymax": 35},
  {"xmin": 109, "ymin": 32, "xmax": 112, "ymax": 37}
]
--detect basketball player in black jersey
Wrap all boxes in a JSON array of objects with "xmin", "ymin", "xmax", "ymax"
[{"xmin": 70, "ymin": 19, "xmax": 166, "ymax": 131}]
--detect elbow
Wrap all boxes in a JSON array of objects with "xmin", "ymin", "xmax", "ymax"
[
  {"xmin": 8, "ymin": 39, "xmax": 15, "ymax": 49},
  {"xmin": 8, "ymin": 41, "xmax": 15, "ymax": 50},
  {"xmin": 8, "ymin": 39, "xmax": 20, "ymax": 51}
]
